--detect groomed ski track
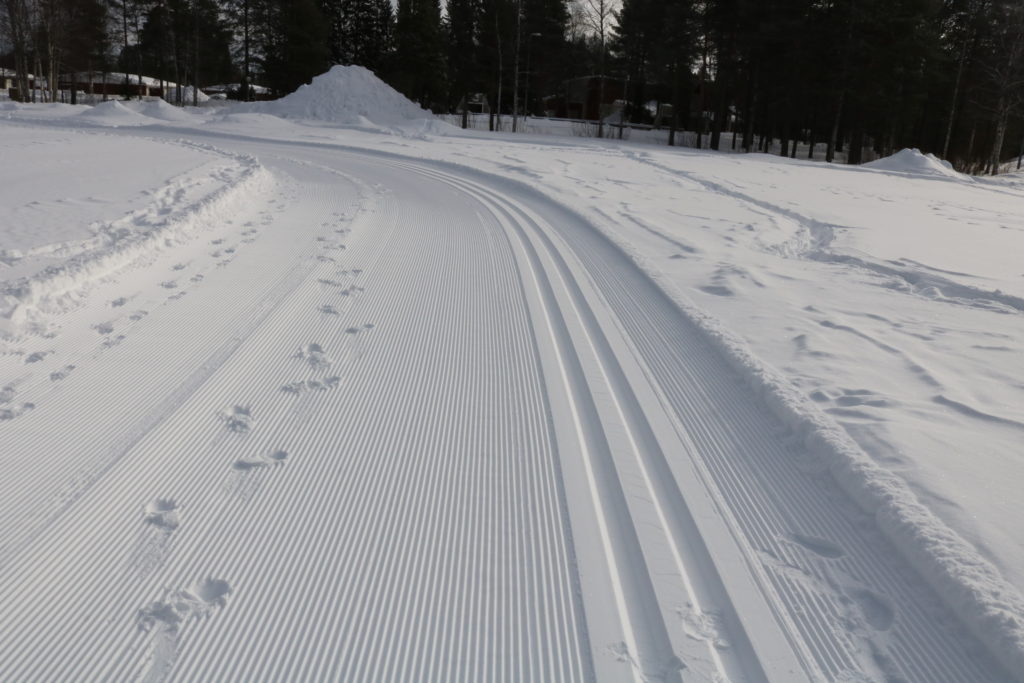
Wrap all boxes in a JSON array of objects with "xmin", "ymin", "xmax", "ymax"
[{"xmin": 0, "ymin": 131, "xmax": 1008, "ymax": 682}]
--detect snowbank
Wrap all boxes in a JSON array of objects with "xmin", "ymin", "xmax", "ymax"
[
  {"xmin": 0, "ymin": 145, "xmax": 271, "ymax": 335},
  {"xmin": 77, "ymin": 100, "xmax": 151, "ymax": 126},
  {"xmin": 865, "ymin": 148, "xmax": 968, "ymax": 180},
  {"xmin": 128, "ymin": 99, "xmax": 200, "ymax": 122},
  {"xmin": 243, "ymin": 65, "xmax": 449, "ymax": 134}
]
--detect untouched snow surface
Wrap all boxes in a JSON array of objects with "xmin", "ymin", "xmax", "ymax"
[{"xmin": 1, "ymin": 71, "xmax": 1023, "ymax": 682}]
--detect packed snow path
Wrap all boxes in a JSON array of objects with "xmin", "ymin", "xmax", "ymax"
[{"xmin": 0, "ymin": 134, "xmax": 1008, "ymax": 682}]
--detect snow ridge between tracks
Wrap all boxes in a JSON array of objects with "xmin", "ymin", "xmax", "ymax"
[
  {"xmin": 0, "ymin": 142, "xmax": 271, "ymax": 336},
  {"xmin": 363, "ymin": 152, "xmax": 1024, "ymax": 680}
]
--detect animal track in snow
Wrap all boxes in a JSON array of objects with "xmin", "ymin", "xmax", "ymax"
[
  {"xmin": 233, "ymin": 449, "xmax": 288, "ymax": 471},
  {"xmin": 160, "ymin": 280, "xmax": 178, "ymax": 289},
  {"xmin": 0, "ymin": 402, "xmax": 35, "ymax": 420},
  {"xmin": 294, "ymin": 343, "xmax": 331, "ymax": 370},
  {"xmin": 219, "ymin": 405, "xmax": 253, "ymax": 434},
  {"xmin": 144, "ymin": 499, "xmax": 181, "ymax": 530},
  {"xmin": 137, "ymin": 578, "xmax": 232, "ymax": 681},
  {"xmin": 110, "ymin": 297, "xmax": 128, "ymax": 308},
  {"xmin": 102, "ymin": 335, "xmax": 126, "ymax": 348},
  {"xmin": 319, "ymin": 304, "xmax": 340, "ymax": 315},
  {"xmin": 280, "ymin": 377, "xmax": 341, "ymax": 395},
  {"xmin": 94, "ymin": 322, "xmax": 114, "ymax": 335},
  {"xmin": 50, "ymin": 365, "xmax": 76, "ymax": 381},
  {"xmin": 678, "ymin": 603, "xmax": 730, "ymax": 649},
  {"xmin": 129, "ymin": 310, "xmax": 148, "ymax": 322},
  {"xmin": 338, "ymin": 285, "xmax": 365, "ymax": 298},
  {"xmin": 24, "ymin": 350, "xmax": 51, "ymax": 363}
]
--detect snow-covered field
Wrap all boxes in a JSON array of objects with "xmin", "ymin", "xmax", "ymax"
[{"xmin": 1, "ymin": 67, "xmax": 1022, "ymax": 682}]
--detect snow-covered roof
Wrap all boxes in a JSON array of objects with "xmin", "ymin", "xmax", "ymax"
[{"xmin": 204, "ymin": 83, "xmax": 270, "ymax": 95}]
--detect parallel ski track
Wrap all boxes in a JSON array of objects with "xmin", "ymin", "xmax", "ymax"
[
  {"xmin": 0, "ymin": 134, "xmax": 1007, "ymax": 682},
  {"xmin": 380, "ymin": 154, "xmax": 1004, "ymax": 683}
]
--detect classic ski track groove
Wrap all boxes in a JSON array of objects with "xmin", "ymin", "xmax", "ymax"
[{"xmin": 0, "ymin": 134, "xmax": 1007, "ymax": 682}]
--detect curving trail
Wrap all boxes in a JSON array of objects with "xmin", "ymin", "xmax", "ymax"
[{"xmin": 0, "ymin": 133, "xmax": 1008, "ymax": 682}]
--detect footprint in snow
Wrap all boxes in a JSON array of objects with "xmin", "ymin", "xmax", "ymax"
[
  {"xmin": 219, "ymin": 405, "xmax": 253, "ymax": 434},
  {"xmin": 160, "ymin": 280, "xmax": 177, "ymax": 289},
  {"xmin": 50, "ymin": 365, "xmax": 76, "ymax": 381},
  {"xmin": 280, "ymin": 377, "xmax": 341, "ymax": 395},
  {"xmin": 24, "ymin": 350, "xmax": 51, "ymax": 363},
  {"xmin": 110, "ymin": 297, "xmax": 128, "ymax": 308},
  {"xmin": 0, "ymin": 402, "xmax": 34, "ymax": 420},
  {"xmin": 130, "ymin": 499, "xmax": 180, "ymax": 578},
  {"xmin": 319, "ymin": 304, "xmax": 339, "ymax": 316},
  {"xmin": 294, "ymin": 343, "xmax": 332, "ymax": 370},
  {"xmin": 94, "ymin": 322, "xmax": 114, "ymax": 335},
  {"xmin": 137, "ymin": 579, "xmax": 232, "ymax": 681},
  {"xmin": 233, "ymin": 449, "xmax": 288, "ymax": 471},
  {"xmin": 129, "ymin": 310, "xmax": 148, "ymax": 322},
  {"xmin": 144, "ymin": 498, "xmax": 181, "ymax": 530},
  {"xmin": 228, "ymin": 450, "xmax": 288, "ymax": 500}
]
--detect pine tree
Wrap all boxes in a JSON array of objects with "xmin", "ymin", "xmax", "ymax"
[
  {"xmin": 261, "ymin": 0, "xmax": 329, "ymax": 94},
  {"xmin": 391, "ymin": 0, "xmax": 446, "ymax": 108},
  {"xmin": 445, "ymin": 0, "xmax": 482, "ymax": 118}
]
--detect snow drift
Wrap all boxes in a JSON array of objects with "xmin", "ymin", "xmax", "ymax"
[
  {"xmin": 243, "ymin": 65, "xmax": 449, "ymax": 134},
  {"xmin": 865, "ymin": 148, "xmax": 968, "ymax": 180}
]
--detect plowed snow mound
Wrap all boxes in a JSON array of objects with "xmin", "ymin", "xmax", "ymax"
[
  {"xmin": 245, "ymin": 65, "xmax": 450, "ymax": 133},
  {"xmin": 865, "ymin": 148, "xmax": 968, "ymax": 180},
  {"xmin": 78, "ymin": 100, "xmax": 151, "ymax": 125},
  {"xmin": 129, "ymin": 99, "xmax": 199, "ymax": 122}
]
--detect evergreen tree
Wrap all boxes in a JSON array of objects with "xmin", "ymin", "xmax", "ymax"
[
  {"xmin": 391, "ymin": 0, "xmax": 445, "ymax": 108},
  {"xmin": 260, "ymin": 0, "xmax": 329, "ymax": 94},
  {"xmin": 445, "ymin": 0, "xmax": 482, "ymax": 117}
]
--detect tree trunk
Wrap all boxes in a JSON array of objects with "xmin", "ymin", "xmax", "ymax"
[
  {"xmin": 989, "ymin": 102, "xmax": 1009, "ymax": 176},
  {"xmin": 827, "ymin": 89, "xmax": 844, "ymax": 163}
]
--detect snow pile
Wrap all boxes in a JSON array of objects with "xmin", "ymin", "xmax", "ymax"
[
  {"xmin": 865, "ymin": 148, "xmax": 967, "ymax": 180},
  {"xmin": 128, "ymin": 99, "xmax": 199, "ymax": 122},
  {"xmin": 77, "ymin": 100, "xmax": 151, "ymax": 126},
  {"xmin": 245, "ymin": 65, "xmax": 447, "ymax": 133}
]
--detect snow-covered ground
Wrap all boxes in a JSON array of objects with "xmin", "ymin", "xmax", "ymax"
[{"xmin": 1, "ymin": 66, "xmax": 1022, "ymax": 682}]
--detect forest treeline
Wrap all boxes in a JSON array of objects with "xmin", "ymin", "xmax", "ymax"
[{"xmin": 2, "ymin": 0, "xmax": 1023, "ymax": 172}]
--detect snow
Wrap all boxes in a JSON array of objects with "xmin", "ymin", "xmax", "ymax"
[
  {"xmin": 1, "ymin": 70, "xmax": 1023, "ymax": 682},
  {"xmin": 243, "ymin": 64, "xmax": 450, "ymax": 134},
  {"xmin": 865, "ymin": 147, "xmax": 969, "ymax": 180}
]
